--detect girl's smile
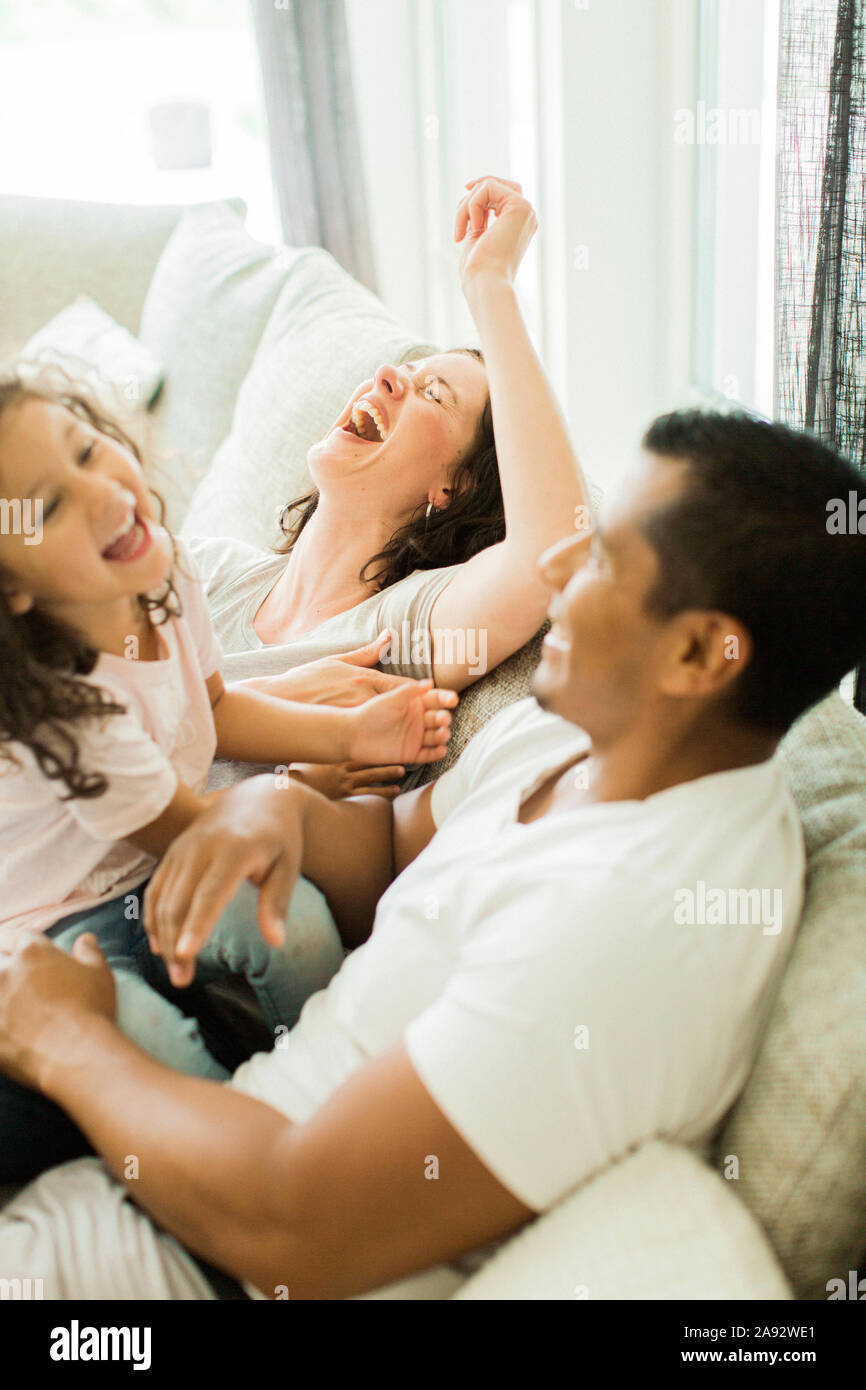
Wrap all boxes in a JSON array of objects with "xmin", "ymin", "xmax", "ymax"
[
  {"xmin": 0, "ymin": 394, "xmax": 173, "ymax": 652},
  {"xmin": 100, "ymin": 505, "xmax": 154, "ymax": 565}
]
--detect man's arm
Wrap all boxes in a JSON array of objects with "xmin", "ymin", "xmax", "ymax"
[
  {"xmin": 144, "ymin": 772, "xmax": 440, "ymax": 977},
  {"xmin": 4, "ymin": 945, "xmax": 529, "ymax": 1301}
]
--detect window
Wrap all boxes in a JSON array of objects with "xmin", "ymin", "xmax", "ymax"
[
  {"xmin": 345, "ymin": 0, "xmax": 544, "ymax": 353},
  {"xmin": 0, "ymin": 0, "xmax": 277, "ymax": 239},
  {"xmin": 690, "ymin": 0, "xmax": 780, "ymax": 416}
]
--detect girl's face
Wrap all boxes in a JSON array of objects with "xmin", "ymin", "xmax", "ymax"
[
  {"xmin": 307, "ymin": 352, "xmax": 490, "ymax": 516},
  {"xmin": 0, "ymin": 397, "xmax": 172, "ymax": 625}
]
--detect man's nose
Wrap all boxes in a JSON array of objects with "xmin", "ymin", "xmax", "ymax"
[{"xmin": 537, "ymin": 530, "xmax": 592, "ymax": 590}]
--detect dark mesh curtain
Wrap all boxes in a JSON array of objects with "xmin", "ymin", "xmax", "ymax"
[{"xmin": 776, "ymin": 0, "xmax": 866, "ymax": 712}]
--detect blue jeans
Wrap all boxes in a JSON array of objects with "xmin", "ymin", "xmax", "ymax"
[{"xmin": 0, "ymin": 876, "xmax": 344, "ymax": 1183}]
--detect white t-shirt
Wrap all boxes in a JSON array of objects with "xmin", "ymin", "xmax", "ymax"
[
  {"xmin": 188, "ymin": 534, "xmax": 460, "ymax": 683},
  {"xmin": 232, "ymin": 697, "xmax": 805, "ymax": 1224},
  {"xmin": 0, "ymin": 542, "xmax": 222, "ymax": 933}
]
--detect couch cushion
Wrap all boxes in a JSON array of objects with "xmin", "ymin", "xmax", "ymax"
[
  {"xmin": 139, "ymin": 202, "xmax": 291, "ymax": 527},
  {"xmin": 715, "ymin": 691, "xmax": 866, "ymax": 1299},
  {"xmin": 453, "ymin": 1140, "xmax": 790, "ymax": 1300},
  {"xmin": 20, "ymin": 294, "xmax": 164, "ymax": 413},
  {"xmin": 180, "ymin": 246, "xmax": 434, "ymax": 549},
  {"xmin": 0, "ymin": 194, "xmax": 240, "ymax": 369}
]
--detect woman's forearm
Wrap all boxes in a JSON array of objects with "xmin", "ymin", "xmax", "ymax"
[{"xmin": 467, "ymin": 273, "xmax": 590, "ymax": 563}]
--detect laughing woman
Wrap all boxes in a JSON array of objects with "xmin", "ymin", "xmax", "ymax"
[{"xmin": 190, "ymin": 175, "xmax": 591, "ymax": 798}]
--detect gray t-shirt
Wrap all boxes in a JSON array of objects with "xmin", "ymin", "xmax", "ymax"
[{"xmin": 188, "ymin": 535, "xmax": 460, "ymax": 788}]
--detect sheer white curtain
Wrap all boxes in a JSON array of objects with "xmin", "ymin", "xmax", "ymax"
[{"xmin": 250, "ymin": 0, "xmax": 377, "ymax": 290}]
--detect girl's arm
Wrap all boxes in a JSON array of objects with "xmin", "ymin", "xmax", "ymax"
[
  {"xmin": 209, "ymin": 674, "xmax": 352, "ymax": 765},
  {"xmin": 207, "ymin": 673, "xmax": 456, "ymax": 774},
  {"xmin": 122, "ymin": 674, "xmax": 453, "ymax": 867},
  {"xmin": 429, "ymin": 176, "xmax": 591, "ymax": 690}
]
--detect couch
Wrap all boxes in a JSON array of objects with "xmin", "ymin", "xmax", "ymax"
[{"xmin": 1, "ymin": 193, "xmax": 865, "ymax": 1301}]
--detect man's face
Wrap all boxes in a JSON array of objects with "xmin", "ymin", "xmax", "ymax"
[{"xmin": 533, "ymin": 453, "xmax": 688, "ymax": 742}]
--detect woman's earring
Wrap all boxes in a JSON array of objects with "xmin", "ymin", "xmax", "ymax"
[{"xmin": 425, "ymin": 500, "xmax": 434, "ymax": 527}]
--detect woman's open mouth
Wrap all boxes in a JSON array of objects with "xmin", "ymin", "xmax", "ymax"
[
  {"xmin": 340, "ymin": 398, "xmax": 389, "ymax": 443},
  {"xmin": 101, "ymin": 510, "xmax": 152, "ymax": 564}
]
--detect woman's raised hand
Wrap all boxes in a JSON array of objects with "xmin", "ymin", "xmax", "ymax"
[{"xmin": 454, "ymin": 175, "xmax": 538, "ymax": 298}]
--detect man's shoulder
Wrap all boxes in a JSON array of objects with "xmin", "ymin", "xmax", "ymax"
[
  {"xmin": 434, "ymin": 698, "xmax": 589, "ymax": 821},
  {"xmin": 467, "ymin": 697, "xmax": 588, "ymax": 766}
]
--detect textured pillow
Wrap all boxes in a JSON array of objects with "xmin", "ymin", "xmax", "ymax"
[
  {"xmin": 19, "ymin": 295, "xmax": 163, "ymax": 412},
  {"xmin": 0, "ymin": 193, "xmax": 217, "ymax": 368},
  {"xmin": 714, "ymin": 691, "xmax": 866, "ymax": 1299},
  {"xmin": 180, "ymin": 248, "xmax": 434, "ymax": 547},
  {"xmin": 453, "ymin": 1141, "xmax": 790, "ymax": 1300},
  {"xmin": 139, "ymin": 202, "xmax": 292, "ymax": 529}
]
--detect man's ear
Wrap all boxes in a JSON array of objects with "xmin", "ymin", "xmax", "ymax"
[
  {"xmin": 5, "ymin": 588, "xmax": 34, "ymax": 617},
  {"xmin": 659, "ymin": 611, "xmax": 753, "ymax": 701}
]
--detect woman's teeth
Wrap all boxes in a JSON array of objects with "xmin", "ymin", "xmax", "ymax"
[{"xmin": 349, "ymin": 399, "xmax": 388, "ymax": 442}]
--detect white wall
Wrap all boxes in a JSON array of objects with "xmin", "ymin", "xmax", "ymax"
[{"xmin": 346, "ymin": 0, "xmax": 773, "ymax": 492}]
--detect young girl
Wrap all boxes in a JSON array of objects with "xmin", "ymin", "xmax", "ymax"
[{"xmin": 0, "ymin": 371, "xmax": 456, "ymax": 1181}]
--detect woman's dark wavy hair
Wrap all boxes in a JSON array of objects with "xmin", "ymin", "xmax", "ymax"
[
  {"xmin": 0, "ymin": 368, "xmax": 180, "ymax": 800},
  {"xmin": 275, "ymin": 348, "xmax": 504, "ymax": 587}
]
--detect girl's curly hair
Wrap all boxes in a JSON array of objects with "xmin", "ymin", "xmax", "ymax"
[
  {"xmin": 0, "ymin": 369, "xmax": 179, "ymax": 800},
  {"xmin": 275, "ymin": 348, "xmax": 504, "ymax": 587}
]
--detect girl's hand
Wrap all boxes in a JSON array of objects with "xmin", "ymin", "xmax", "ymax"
[
  {"xmin": 454, "ymin": 175, "xmax": 538, "ymax": 299},
  {"xmin": 245, "ymin": 632, "xmax": 417, "ymax": 708},
  {"xmin": 348, "ymin": 681, "xmax": 458, "ymax": 767},
  {"xmin": 289, "ymin": 761, "xmax": 406, "ymax": 800}
]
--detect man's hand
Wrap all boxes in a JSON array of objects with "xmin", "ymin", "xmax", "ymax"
[
  {"xmin": 144, "ymin": 775, "xmax": 304, "ymax": 988},
  {"xmin": 348, "ymin": 680, "xmax": 458, "ymax": 767},
  {"xmin": 244, "ymin": 632, "xmax": 418, "ymax": 707},
  {"xmin": 0, "ymin": 931, "xmax": 115, "ymax": 1091}
]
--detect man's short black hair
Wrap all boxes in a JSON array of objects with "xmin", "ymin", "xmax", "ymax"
[{"xmin": 640, "ymin": 408, "xmax": 866, "ymax": 734}]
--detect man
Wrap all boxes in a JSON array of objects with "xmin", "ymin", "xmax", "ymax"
[{"xmin": 0, "ymin": 410, "xmax": 864, "ymax": 1300}]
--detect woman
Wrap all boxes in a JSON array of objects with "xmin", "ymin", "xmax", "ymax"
[{"xmin": 190, "ymin": 175, "xmax": 590, "ymax": 798}]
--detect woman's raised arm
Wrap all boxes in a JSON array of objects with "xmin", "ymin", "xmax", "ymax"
[{"xmin": 430, "ymin": 176, "xmax": 591, "ymax": 690}]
